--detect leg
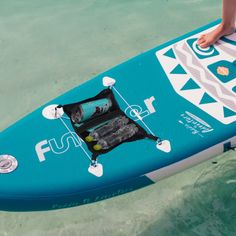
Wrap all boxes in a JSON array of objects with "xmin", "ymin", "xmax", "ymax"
[{"xmin": 197, "ymin": 0, "xmax": 236, "ymax": 48}]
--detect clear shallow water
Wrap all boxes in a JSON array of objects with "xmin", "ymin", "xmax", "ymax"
[{"xmin": 0, "ymin": 0, "xmax": 235, "ymax": 235}]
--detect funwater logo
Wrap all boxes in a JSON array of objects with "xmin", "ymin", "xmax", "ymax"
[
  {"xmin": 35, "ymin": 96, "xmax": 157, "ymax": 162},
  {"xmin": 125, "ymin": 96, "xmax": 156, "ymax": 121},
  {"xmin": 35, "ymin": 131, "xmax": 83, "ymax": 162},
  {"xmin": 178, "ymin": 111, "xmax": 214, "ymax": 137}
]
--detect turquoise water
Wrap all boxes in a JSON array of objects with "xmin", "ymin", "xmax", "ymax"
[{"xmin": 0, "ymin": 0, "xmax": 235, "ymax": 235}]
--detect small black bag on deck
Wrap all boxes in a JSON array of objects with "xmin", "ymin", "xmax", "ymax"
[{"xmin": 59, "ymin": 88, "xmax": 158, "ymax": 162}]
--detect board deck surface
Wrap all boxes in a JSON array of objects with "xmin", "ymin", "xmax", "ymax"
[{"xmin": 0, "ymin": 19, "xmax": 235, "ymax": 211}]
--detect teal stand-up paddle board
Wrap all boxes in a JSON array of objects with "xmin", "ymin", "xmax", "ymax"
[{"xmin": 0, "ymin": 19, "xmax": 235, "ymax": 211}]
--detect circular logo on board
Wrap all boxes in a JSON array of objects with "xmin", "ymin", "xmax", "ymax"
[{"xmin": 0, "ymin": 155, "xmax": 18, "ymax": 174}]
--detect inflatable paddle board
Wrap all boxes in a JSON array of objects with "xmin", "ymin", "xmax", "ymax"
[{"xmin": 0, "ymin": 19, "xmax": 235, "ymax": 211}]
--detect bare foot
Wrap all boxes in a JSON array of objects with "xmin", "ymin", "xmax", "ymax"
[{"xmin": 197, "ymin": 23, "xmax": 235, "ymax": 48}]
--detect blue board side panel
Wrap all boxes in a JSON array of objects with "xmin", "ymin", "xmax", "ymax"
[{"xmin": 0, "ymin": 175, "xmax": 154, "ymax": 212}]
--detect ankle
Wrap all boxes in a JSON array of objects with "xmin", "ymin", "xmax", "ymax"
[{"xmin": 220, "ymin": 21, "xmax": 235, "ymax": 32}]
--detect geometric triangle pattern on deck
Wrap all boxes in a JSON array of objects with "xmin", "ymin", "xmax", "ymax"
[
  {"xmin": 163, "ymin": 48, "xmax": 176, "ymax": 59},
  {"xmin": 155, "ymin": 42, "xmax": 236, "ymax": 124},
  {"xmin": 199, "ymin": 93, "xmax": 217, "ymax": 105},
  {"xmin": 223, "ymin": 106, "xmax": 236, "ymax": 118},
  {"xmin": 170, "ymin": 64, "xmax": 187, "ymax": 75},
  {"xmin": 181, "ymin": 78, "xmax": 201, "ymax": 90}
]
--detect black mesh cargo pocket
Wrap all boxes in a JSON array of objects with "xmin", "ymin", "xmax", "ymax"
[{"xmin": 59, "ymin": 88, "xmax": 158, "ymax": 162}]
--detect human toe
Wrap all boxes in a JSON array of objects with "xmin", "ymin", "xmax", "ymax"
[
  {"xmin": 197, "ymin": 35, "xmax": 205, "ymax": 45},
  {"xmin": 199, "ymin": 40, "xmax": 210, "ymax": 48}
]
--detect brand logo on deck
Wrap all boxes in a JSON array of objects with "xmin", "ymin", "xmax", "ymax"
[
  {"xmin": 35, "ymin": 132, "xmax": 82, "ymax": 162},
  {"xmin": 178, "ymin": 111, "xmax": 214, "ymax": 137},
  {"xmin": 35, "ymin": 96, "xmax": 157, "ymax": 162}
]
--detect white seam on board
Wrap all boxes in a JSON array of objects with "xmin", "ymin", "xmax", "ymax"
[{"xmin": 145, "ymin": 136, "xmax": 236, "ymax": 182}]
